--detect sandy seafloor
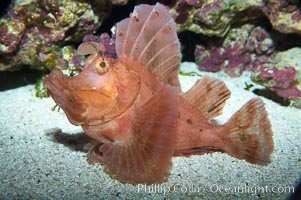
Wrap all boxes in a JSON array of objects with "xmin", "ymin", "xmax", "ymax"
[{"xmin": 0, "ymin": 62, "xmax": 300, "ymax": 200}]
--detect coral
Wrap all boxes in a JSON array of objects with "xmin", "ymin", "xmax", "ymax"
[
  {"xmin": 171, "ymin": 0, "xmax": 301, "ymax": 36},
  {"xmin": 1, "ymin": 0, "xmax": 300, "ymax": 108},
  {"xmin": 0, "ymin": 18, "xmax": 25, "ymax": 54},
  {"xmin": 187, "ymin": 0, "xmax": 300, "ymax": 108},
  {"xmin": 171, "ymin": 0, "xmax": 263, "ymax": 36},
  {"xmin": 0, "ymin": 0, "xmax": 111, "ymax": 71},
  {"xmin": 262, "ymin": 0, "xmax": 301, "ymax": 34},
  {"xmin": 195, "ymin": 24, "xmax": 274, "ymax": 77},
  {"xmin": 251, "ymin": 47, "xmax": 301, "ymax": 108}
]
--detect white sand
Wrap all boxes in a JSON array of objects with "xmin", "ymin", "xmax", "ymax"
[{"xmin": 1, "ymin": 62, "xmax": 300, "ymax": 199}]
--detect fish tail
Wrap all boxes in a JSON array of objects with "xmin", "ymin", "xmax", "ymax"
[{"xmin": 223, "ymin": 98, "xmax": 274, "ymax": 165}]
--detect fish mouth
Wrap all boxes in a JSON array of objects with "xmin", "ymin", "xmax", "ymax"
[
  {"xmin": 44, "ymin": 69, "xmax": 88, "ymax": 125},
  {"xmin": 44, "ymin": 69, "xmax": 121, "ymax": 126},
  {"xmin": 44, "ymin": 69, "xmax": 66, "ymax": 104},
  {"xmin": 44, "ymin": 70, "xmax": 64, "ymax": 95}
]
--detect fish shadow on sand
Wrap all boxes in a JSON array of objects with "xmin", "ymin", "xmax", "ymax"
[
  {"xmin": 252, "ymin": 88, "xmax": 290, "ymax": 107},
  {"xmin": 45, "ymin": 128, "xmax": 92, "ymax": 152}
]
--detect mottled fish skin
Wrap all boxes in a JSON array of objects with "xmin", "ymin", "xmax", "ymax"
[{"xmin": 44, "ymin": 3, "xmax": 274, "ymax": 185}]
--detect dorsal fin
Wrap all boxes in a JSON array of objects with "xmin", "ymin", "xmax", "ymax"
[
  {"xmin": 181, "ymin": 76, "xmax": 231, "ymax": 120},
  {"xmin": 115, "ymin": 3, "xmax": 181, "ymax": 88}
]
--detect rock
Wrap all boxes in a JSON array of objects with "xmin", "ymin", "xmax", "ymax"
[
  {"xmin": 252, "ymin": 47, "xmax": 301, "ymax": 108},
  {"xmin": 0, "ymin": 0, "xmax": 111, "ymax": 71}
]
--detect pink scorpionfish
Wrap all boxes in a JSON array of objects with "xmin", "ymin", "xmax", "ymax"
[{"xmin": 45, "ymin": 3, "xmax": 274, "ymax": 184}]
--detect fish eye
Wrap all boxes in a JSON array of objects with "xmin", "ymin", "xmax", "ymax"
[
  {"xmin": 95, "ymin": 58, "xmax": 110, "ymax": 74},
  {"xmin": 99, "ymin": 61, "xmax": 106, "ymax": 68}
]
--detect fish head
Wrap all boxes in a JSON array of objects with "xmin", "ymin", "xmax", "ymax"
[{"xmin": 45, "ymin": 42, "xmax": 140, "ymax": 126}]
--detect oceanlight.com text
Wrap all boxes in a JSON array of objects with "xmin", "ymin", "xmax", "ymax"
[{"xmin": 136, "ymin": 183, "xmax": 295, "ymax": 195}]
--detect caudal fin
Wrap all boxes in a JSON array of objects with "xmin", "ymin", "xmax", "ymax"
[{"xmin": 224, "ymin": 98, "xmax": 274, "ymax": 165}]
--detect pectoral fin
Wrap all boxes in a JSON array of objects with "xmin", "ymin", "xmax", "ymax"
[{"xmin": 84, "ymin": 85, "xmax": 178, "ymax": 184}]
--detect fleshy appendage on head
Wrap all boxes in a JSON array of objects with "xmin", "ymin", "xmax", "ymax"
[{"xmin": 77, "ymin": 41, "xmax": 106, "ymax": 56}]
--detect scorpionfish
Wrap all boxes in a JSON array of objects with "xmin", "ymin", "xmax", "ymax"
[{"xmin": 45, "ymin": 3, "xmax": 274, "ymax": 184}]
